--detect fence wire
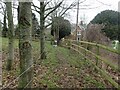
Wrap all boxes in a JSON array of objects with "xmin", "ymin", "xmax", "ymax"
[
  {"xmin": 2, "ymin": 51, "xmax": 43, "ymax": 89},
  {"xmin": 2, "ymin": 64, "xmax": 34, "ymax": 89}
]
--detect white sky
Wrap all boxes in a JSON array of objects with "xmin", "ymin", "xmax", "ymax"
[
  {"xmin": 0, "ymin": 0, "xmax": 119, "ymax": 25},
  {"xmin": 32, "ymin": 0, "xmax": 120, "ymax": 25},
  {"xmin": 64, "ymin": 0, "xmax": 120, "ymax": 24}
]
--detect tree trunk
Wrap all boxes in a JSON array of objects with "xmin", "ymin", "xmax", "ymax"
[
  {"xmin": 5, "ymin": 2, "xmax": 14, "ymax": 71},
  {"xmin": 2, "ymin": 8, "xmax": 7, "ymax": 37},
  {"xmin": 0, "ymin": 20, "xmax": 1, "ymax": 35},
  {"xmin": 19, "ymin": 2, "xmax": 33, "ymax": 88},
  {"xmin": 40, "ymin": 1, "xmax": 46, "ymax": 59}
]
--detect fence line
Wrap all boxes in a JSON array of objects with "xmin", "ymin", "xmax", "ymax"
[
  {"xmin": 70, "ymin": 47, "xmax": 120, "ymax": 88},
  {"xmin": 2, "ymin": 51, "xmax": 43, "ymax": 89},
  {"xmin": 61, "ymin": 39, "xmax": 120, "ymax": 89},
  {"xmin": 2, "ymin": 64, "xmax": 34, "ymax": 89},
  {"xmin": 80, "ymin": 41, "xmax": 120, "ymax": 54},
  {"xmin": 64, "ymin": 39, "xmax": 120, "ymax": 54},
  {"xmin": 23, "ymin": 78, "xmax": 34, "ymax": 89},
  {"xmin": 70, "ymin": 45, "xmax": 120, "ymax": 88},
  {"xmin": 71, "ymin": 43, "xmax": 119, "ymax": 71}
]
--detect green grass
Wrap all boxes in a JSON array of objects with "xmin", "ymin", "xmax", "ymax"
[
  {"xmin": 83, "ymin": 75, "xmax": 105, "ymax": 88},
  {"xmin": 1, "ymin": 37, "xmax": 18, "ymax": 51},
  {"xmin": 2, "ymin": 37, "xmax": 107, "ymax": 88}
]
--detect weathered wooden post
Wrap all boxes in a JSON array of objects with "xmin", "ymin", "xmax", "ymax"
[
  {"xmin": 96, "ymin": 44, "xmax": 99, "ymax": 66},
  {"xmin": 84, "ymin": 43, "xmax": 87, "ymax": 60},
  {"xmin": 94, "ymin": 43, "xmax": 100, "ymax": 72}
]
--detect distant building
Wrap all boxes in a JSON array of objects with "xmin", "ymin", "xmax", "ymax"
[{"xmin": 71, "ymin": 21, "xmax": 86, "ymax": 41}]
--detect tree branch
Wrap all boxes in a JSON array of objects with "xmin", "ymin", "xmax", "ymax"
[
  {"xmin": 32, "ymin": 8, "xmax": 40, "ymax": 13},
  {"xmin": 44, "ymin": 0, "xmax": 51, "ymax": 7},
  {"xmin": 45, "ymin": 22, "xmax": 52, "ymax": 28},
  {"xmin": 31, "ymin": 2, "xmax": 40, "ymax": 14},
  {"xmin": 44, "ymin": 0, "xmax": 63, "ymax": 19},
  {"xmin": 60, "ymin": 1, "xmax": 77, "ymax": 16},
  {"xmin": 32, "ymin": 2, "xmax": 40, "ymax": 9}
]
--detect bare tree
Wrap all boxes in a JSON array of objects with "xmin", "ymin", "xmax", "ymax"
[
  {"xmin": 2, "ymin": 6, "xmax": 7, "ymax": 37},
  {"xmin": 40, "ymin": 1, "xmax": 46, "ymax": 59},
  {"xmin": 18, "ymin": 2, "xmax": 33, "ymax": 88},
  {"xmin": 32, "ymin": 0, "xmax": 63, "ymax": 59},
  {"xmin": 5, "ymin": 1, "xmax": 14, "ymax": 71}
]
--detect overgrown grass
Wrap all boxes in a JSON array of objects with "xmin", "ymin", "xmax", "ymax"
[
  {"xmin": 2, "ymin": 37, "xmax": 107, "ymax": 88},
  {"xmin": 1, "ymin": 37, "xmax": 18, "ymax": 51}
]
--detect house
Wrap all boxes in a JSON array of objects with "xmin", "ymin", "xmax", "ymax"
[{"xmin": 70, "ymin": 21, "xmax": 86, "ymax": 41}]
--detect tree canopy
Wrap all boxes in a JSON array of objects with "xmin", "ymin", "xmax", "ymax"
[
  {"xmin": 90, "ymin": 10, "xmax": 120, "ymax": 41},
  {"xmin": 51, "ymin": 17, "xmax": 71, "ymax": 40}
]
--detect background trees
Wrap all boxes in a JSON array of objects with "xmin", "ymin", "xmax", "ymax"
[
  {"xmin": 5, "ymin": 2, "xmax": 14, "ymax": 71},
  {"xmin": 51, "ymin": 17, "xmax": 71, "ymax": 41},
  {"xmin": 32, "ymin": 13, "xmax": 39, "ymax": 39},
  {"xmin": 32, "ymin": 0, "xmax": 63, "ymax": 59},
  {"xmin": 2, "ymin": 6, "xmax": 8, "ymax": 37},
  {"xmin": 90, "ymin": 10, "xmax": 120, "ymax": 41}
]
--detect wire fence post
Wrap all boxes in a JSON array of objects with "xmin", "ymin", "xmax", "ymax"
[
  {"xmin": 96, "ymin": 44, "xmax": 99, "ymax": 66},
  {"xmin": 84, "ymin": 43, "xmax": 87, "ymax": 60},
  {"xmin": 94, "ymin": 43, "xmax": 99, "ymax": 72}
]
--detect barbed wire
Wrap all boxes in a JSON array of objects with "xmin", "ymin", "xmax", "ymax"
[
  {"xmin": 23, "ymin": 78, "xmax": 34, "ymax": 89},
  {"xmin": 2, "ymin": 64, "xmax": 34, "ymax": 89},
  {"xmin": 2, "ymin": 51, "xmax": 44, "ymax": 89}
]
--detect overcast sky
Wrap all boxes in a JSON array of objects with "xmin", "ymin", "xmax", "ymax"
[
  {"xmin": 64, "ymin": 0, "xmax": 120, "ymax": 24},
  {"xmin": 28, "ymin": 0, "xmax": 120, "ymax": 24},
  {"xmin": 0, "ymin": 0, "xmax": 119, "ymax": 25}
]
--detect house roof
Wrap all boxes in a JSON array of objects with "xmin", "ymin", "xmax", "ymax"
[{"xmin": 76, "ymin": 25, "xmax": 85, "ymax": 32}]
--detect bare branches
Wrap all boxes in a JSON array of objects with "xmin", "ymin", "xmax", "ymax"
[
  {"xmin": 79, "ymin": 0, "xmax": 87, "ymax": 5},
  {"xmin": 44, "ymin": 0, "xmax": 63, "ymax": 19},
  {"xmin": 58, "ymin": 0, "xmax": 87, "ymax": 17},
  {"xmin": 32, "ymin": 2, "xmax": 40, "ymax": 9},
  {"xmin": 45, "ymin": 6, "xmax": 54, "ymax": 11},
  {"xmin": 60, "ymin": 1, "xmax": 77, "ymax": 16},
  {"xmin": 45, "ymin": 22, "xmax": 52, "ymax": 28},
  {"xmin": 31, "ymin": 2, "xmax": 40, "ymax": 13},
  {"xmin": 0, "ymin": 1, "xmax": 5, "ymax": 13},
  {"xmin": 44, "ymin": 0, "xmax": 51, "ymax": 7}
]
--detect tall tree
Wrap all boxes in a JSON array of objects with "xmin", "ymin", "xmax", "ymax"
[
  {"xmin": 2, "ymin": 7, "xmax": 8, "ymax": 37},
  {"xmin": 19, "ymin": 2, "xmax": 33, "ymax": 88},
  {"xmin": 32, "ymin": 0, "xmax": 63, "ymax": 59},
  {"xmin": 5, "ymin": 2, "xmax": 14, "ymax": 71},
  {"xmin": 51, "ymin": 17, "xmax": 71, "ymax": 40},
  {"xmin": 40, "ymin": 1, "xmax": 46, "ymax": 59}
]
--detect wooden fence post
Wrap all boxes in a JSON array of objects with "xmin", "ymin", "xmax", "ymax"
[
  {"xmin": 84, "ymin": 43, "xmax": 87, "ymax": 60},
  {"xmin": 94, "ymin": 44, "xmax": 99, "ymax": 72},
  {"xmin": 68, "ymin": 40, "xmax": 71, "ymax": 49},
  {"xmin": 96, "ymin": 44, "xmax": 99, "ymax": 66}
]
